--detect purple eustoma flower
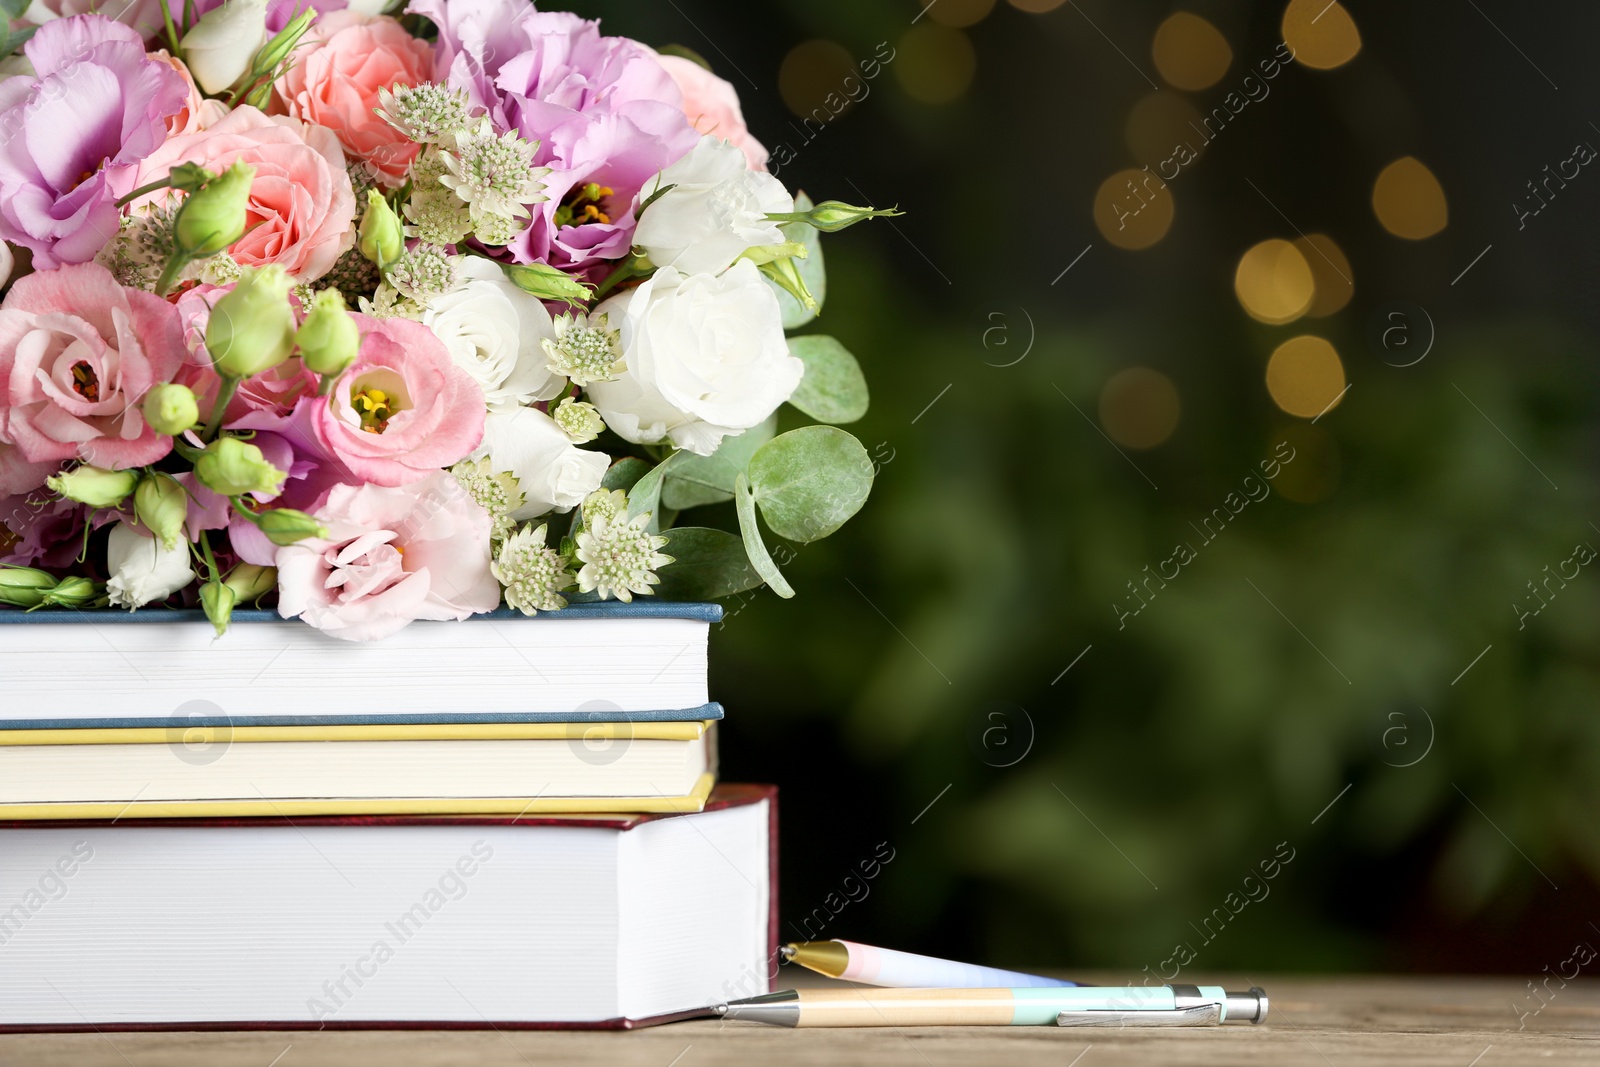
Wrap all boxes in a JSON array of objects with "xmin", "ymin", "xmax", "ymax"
[{"xmin": 0, "ymin": 16, "xmax": 187, "ymax": 268}]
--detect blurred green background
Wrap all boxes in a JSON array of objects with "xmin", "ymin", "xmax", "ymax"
[{"xmin": 571, "ymin": 0, "xmax": 1600, "ymax": 974}]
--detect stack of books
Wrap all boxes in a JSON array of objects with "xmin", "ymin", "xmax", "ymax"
[{"xmin": 0, "ymin": 603, "xmax": 775, "ymax": 1030}]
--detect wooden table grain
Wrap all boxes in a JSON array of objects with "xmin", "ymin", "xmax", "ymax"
[{"xmin": 2, "ymin": 975, "xmax": 1596, "ymax": 1066}]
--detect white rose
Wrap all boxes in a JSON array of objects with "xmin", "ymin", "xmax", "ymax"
[
  {"xmin": 633, "ymin": 135, "xmax": 793, "ymax": 276},
  {"xmin": 422, "ymin": 258, "xmax": 564, "ymax": 409},
  {"xmin": 0, "ymin": 241, "xmax": 13, "ymax": 290},
  {"xmin": 105, "ymin": 522, "xmax": 196, "ymax": 609},
  {"xmin": 479, "ymin": 406, "xmax": 609, "ymax": 520},
  {"xmin": 344, "ymin": 0, "xmax": 393, "ymax": 14},
  {"xmin": 180, "ymin": 0, "xmax": 268, "ymax": 96},
  {"xmin": 587, "ymin": 260, "xmax": 801, "ymax": 456}
]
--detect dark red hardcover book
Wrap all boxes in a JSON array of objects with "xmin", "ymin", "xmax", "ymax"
[{"xmin": 0, "ymin": 784, "xmax": 777, "ymax": 1031}]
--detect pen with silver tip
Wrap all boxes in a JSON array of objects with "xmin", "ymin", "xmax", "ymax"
[{"xmin": 716, "ymin": 984, "xmax": 1269, "ymax": 1028}]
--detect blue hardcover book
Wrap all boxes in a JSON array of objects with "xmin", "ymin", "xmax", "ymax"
[{"xmin": 0, "ymin": 602, "xmax": 722, "ymax": 729}]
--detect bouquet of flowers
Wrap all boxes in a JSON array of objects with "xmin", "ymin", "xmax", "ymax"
[{"xmin": 0, "ymin": 0, "xmax": 892, "ymax": 641}]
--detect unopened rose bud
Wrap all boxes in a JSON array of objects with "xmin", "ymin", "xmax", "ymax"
[
  {"xmin": 142, "ymin": 383, "xmax": 201, "ymax": 436},
  {"xmin": 0, "ymin": 566, "xmax": 57, "ymax": 608},
  {"xmin": 223, "ymin": 563, "xmax": 276, "ymax": 601},
  {"xmin": 199, "ymin": 578, "xmax": 237, "ymax": 636},
  {"xmin": 174, "ymin": 161, "xmax": 256, "ymax": 258},
  {"xmin": 181, "ymin": 0, "xmax": 269, "ymax": 95},
  {"xmin": 358, "ymin": 190, "xmax": 404, "ymax": 271},
  {"xmin": 295, "ymin": 290, "xmax": 361, "ymax": 377},
  {"xmin": 194, "ymin": 436, "xmax": 287, "ymax": 498},
  {"xmin": 39, "ymin": 575, "xmax": 103, "ymax": 609},
  {"xmin": 501, "ymin": 261, "xmax": 594, "ymax": 307},
  {"xmin": 134, "ymin": 473, "xmax": 189, "ymax": 551},
  {"xmin": 47, "ymin": 465, "xmax": 138, "ymax": 508},
  {"xmin": 207, "ymin": 265, "xmax": 296, "ymax": 379},
  {"xmin": 257, "ymin": 508, "xmax": 328, "ymax": 546}
]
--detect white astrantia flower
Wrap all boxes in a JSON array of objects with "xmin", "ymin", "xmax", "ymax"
[
  {"xmin": 553, "ymin": 397, "xmax": 604, "ymax": 443},
  {"xmin": 478, "ymin": 406, "xmax": 609, "ymax": 520},
  {"xmin": 451, "ymin": 456, "xmax": 525, "ymax": 544},
  {"xmin": 105, "ymin": 522, "xmax": 196, "ymax": 609},
  {"xmin": 586, "ymin": 260, "xmax": 801, "ymax": 456},
  {"xmin": 492, "ymin": 523, "xmax": 574, "ymax": 616},
  {"xmin": 421, "ymin": 257, "xmax": 565, "ymax": 407},
  {"xmin": 378, "ymin": 83, "xmax": 475, "ymax": 145},
  {"xmin": 404, "ymin": 189, "xmax": 474, "ymax": 246},
  {"xmin": 357, "ymin": 283, "xmax": 424, "ymax": 320},
  {"xmin": 575, "ymin": 511, "xmax": 672, "ymax": 604},
  {"xmin": 472, "ymin": 211, "xmax": 527, "ymax": 247},
  {"xmin": 581, "ymin": 488, "xmax": 628, "ymax": 528},
  {"xmin": 441, "ymin": 119, "xmax": 549, "ymax": 221},
  {"xmin": 386, "ymin": 244, "xmax": 463, "ymax": 304},
  {"xmin": 542, "ymin": 311, "xmax": 623, "ymax": 386},
  {"xmin": 633, "ymin": 134, "xmax": 793, "ymax": 276}
]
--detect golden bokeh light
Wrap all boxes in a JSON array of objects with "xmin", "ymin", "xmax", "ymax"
[
  {"xmin": 1093, "ymin": 169, "xmax": 1175, "ymax": 250},
  {"xmin": 1372, "ymin": 157, "xmax": 1448, "ymax": 240},
  {"xmin": 778, "ymin": 40, "xmax": 859, "ymax": 119},
  {"xmin": 1125, "ymin": 92, "xmax": 1205, "ymax": 169},
  {"xmin": 1266, "ymin": 336, "xmax": 1346, "ymax": 419},
  {"xmin": 1152, "ymin": 12, "xmax": 1233, "ymax": 91},
  {"xmin": 1007, "ymin": 0, "xmax": 1067, "ymax": 12},
  {"xmin": 1271, "ymin": 424, "xmax": 1341, "ymax": 503},
  {"xmin": 894, "ymin": 25, "xmax": 977, "ymax": 104},
  {"xmin": 1295, "ymin": 234, "xmax": 1354, "ymax": 317},
  {"xmin": 1234, "ymin": 239, "xmax": 1315, "ymax": 324},
  {"xmin": 1281, "ymin": 0, "xmax": 1362, "ymax": 70},
  {"xmin": 929, "ymin": 0, "xmax": 996, "ymax": 28},
  {"xmin": 1100, "ymin": 367, "xmax": 1182, "ymax": 449}
]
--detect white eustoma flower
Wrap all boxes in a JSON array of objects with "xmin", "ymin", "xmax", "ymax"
[
  {"xmin": 478, "ymin": 406, "xmax": 609, "ymax": 520},
  {"xmin": 105, "ymin": 522, "xmax": 196, "ymax": 609},
  {"xmin": 586, "ymin": 260, "xmax": 801, "ymax": 456},
  {"xmin": 180, "ymin": 0, "xmax": 268, "ymax": 95},
  {"xmin": 633, "ymin": 135, "xmax": 793, "ymax": 275},
  {"xmin": 422, "ymin": 257, "xmax": 565, "ymax": 408}
]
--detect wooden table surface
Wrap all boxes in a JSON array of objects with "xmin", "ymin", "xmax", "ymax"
[{"xmin": 2, "ymin": 975, "xmax": 1596, "ymax": 1066}]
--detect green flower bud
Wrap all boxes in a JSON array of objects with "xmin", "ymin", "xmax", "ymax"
[
  {"xmin": 257, "ymin": 508, "xmax": 329, "ymax": 546},
  {"xmin": 194, "ymin": 436, "xmax": 287, "ymax": 498},
  {"xmin": 174, "ymin": 161, "xmax": 257, "ymax": 258},
  {"xmin": 501, "ymin": 261, "xmax": 594, "ymax": 307},
  {"xmin": 0, "ymin": 566, "xmax": 57, "ymax": 608},
  {"xmin": 142, "ymin": 383, "xmax": 201, "ymax": 436},
  {"xmin": 207, "ymin": 265, "xmax": 296, "ymax": 378},
  {"xmin": 134, "ymin": 473, "xmax": 190, "ymax": 551},
  {"xmin": 358, "ymin": 190, "xmax": 404, "ymax": 271},
  {"xmin": 738, "ymin": 240, "xmax": 807, "ymax": 267},
  {"xmin": 39, "ymin": 575, "xmax": 103, "ymax": 609},
  {"xmin": 223, "ymin": 563, "xmax": 276, "ymax": 602},
  {"xmin": 47, "ymin": 465, "xmax": 137, "ymax": 508},
  {"xmin": 168, "ymin": 162, "xmax": 216, "ymax": 194},
  {"xmin": 295, "ymin": 290, "xmax": 361, "ymax": 377},
  {"xmin": 248, "ymin": 8, "xmax": 316, "ymax": 82},
  {"xmin": 765, "ymin": 200, "xmax": 902, "ymax": 233},
  {"xmin": 199, "ymin": 579, "xmax": 237, "ymax": 637}
]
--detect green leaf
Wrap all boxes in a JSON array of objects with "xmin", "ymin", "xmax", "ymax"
[
  {"xmin": 651, "ymin": 527, "xmax": 765, "ymax": 600},
  {"xmin": 662, "ymin": 416, "xmax": 777, "ymax": 510},
  {"xmin": 747, "ymin": 426, "xmax": 874, "ymax": 543},
  {"xmin": 601, "ymin": 457, "xmax": 652, "ymax": 494},
  {"xmin": 786, "ymin": 336, "xmax": 869, "ymax": 424},
  {"xmin": 735, "ymin": 474, "xmax": 794, "ymax": 598},
  {"xmin": 625, "ymin": 452, "xmax": 682, "ymax": 533},
  {"xmin": 0, "ymin": 23, "xmax": 36, "ymax": 56},
  {"xmin": 768, "ymin": 192, "xmax": 826, "ymax": 328}
]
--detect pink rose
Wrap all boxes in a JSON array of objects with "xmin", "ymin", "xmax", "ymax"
[
  {"xmin": 275, "ymin": 12, "xmax": 433, "ymax": 187},
  {"xmin": 276, "ymin": 472, "xmax": 501, "ymax": 642},
  {"xmin": 0, "ymin": 263, "xmax": 186, "ymax": 495},
  {"xmin": 127, "ymin": 106, "xmax": 357, "ymax": 282},
  {"xmin": 148, "ymin": 51, "xmax": 207, "ymax": 137},
  {"xmin": 656, "ymin": 54, "xmax": 768, "ymax": 171},
  {"xmin": 310, "ymin": 314, "xmax": 485, "ymax": 487}
]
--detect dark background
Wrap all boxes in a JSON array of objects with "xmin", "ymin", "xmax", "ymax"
[{"xmin": 572, "ymin": 0, "xmax": 1600, "ymax": 976}]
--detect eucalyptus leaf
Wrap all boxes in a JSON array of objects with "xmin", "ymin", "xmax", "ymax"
[
  {"xmin": 769, "ymin": 192, "xmax": 826, "ymax": 328},
  {"xmin": 786, "ymin": 336, "xmax": 869, "ymax": 424},
  {"xmin": 625, "ymin": 451, "xmax": 682, "ymax": 533},
  {"xmin": 0, "ymin": 0, "xmax": 27, "ymax": 20},
  {"xmin": 747, "ymin": 426, "xmax": 874, "ymax": 543},
  {"xmin": 735, "ymin": 474, "xmax": 794, "ymax": 598},
  {"xmin": 651, "ymin": 527, "xmax": 764, "ymax": 600},
  {"xmin": 601, "ymin": 457, "xmax": 652, "ymax": 494},
  {"xmin": 662, "ymin": 416, "xmax": 778, "ymax": 510}
]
